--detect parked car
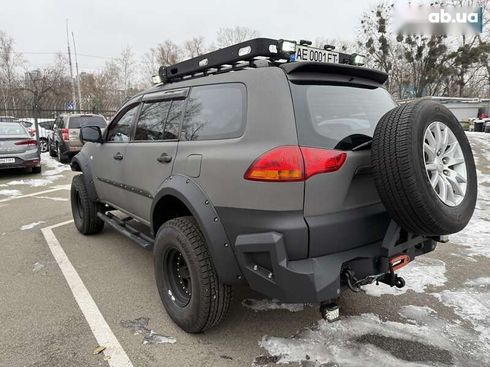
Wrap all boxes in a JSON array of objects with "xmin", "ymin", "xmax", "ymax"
[
  {"xmin": 0, "ymin": 121, "xmax": 41, "ymax": 173},
  {"xmin": 0, "ymin": 116, "xmax": 18, "ymax": 122},
  {"xmin": 17, "ymin": 120, "xmax": 52, "ymax": 153},
  {"xmin": 70, "ymin": 38, "xmax": 477, "ymax": 333},
  {"xmin": 49, "ymin": 114, "xmax": 107, "ymax": 163}
]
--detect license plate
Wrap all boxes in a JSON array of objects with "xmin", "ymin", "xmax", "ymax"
[
  {"xmin": 293, "ymin": 45, "xmax": 339, "ymax": 64},
  {"xmin": 0, "ymin": 158, "xmax": 15, "ymax": 164}
]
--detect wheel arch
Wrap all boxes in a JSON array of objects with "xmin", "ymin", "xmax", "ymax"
[
  {"xmin": 70, "ymin": 152, "xmax": 99, "ymax": 202},
  {"xmin": 151, "ymin": 175, "xmax": 242, "ymax": 284}
]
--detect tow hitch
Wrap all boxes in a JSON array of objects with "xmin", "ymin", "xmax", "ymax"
[{"xmin": 343, "ymin": 255, "xmax": 409, "ymax": 292}]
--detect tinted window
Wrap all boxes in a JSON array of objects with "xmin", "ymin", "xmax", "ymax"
[
  {"xmin": 69, "ymin": 116, "xmax": 106, "ymax": 129},
  {"xmin": 106, "ymin": 105, "xmax": 138, "ymax": 142},
  {"xmin": 165, "ymin": 100, "xmax": 184, "ymax": 140},
  {"xmin": 290, "ymin": 84, "xmax": 396, "ymax": 150},
  {"xmin": 0, "ymin": 122, "xmax": 28, "ymax": 136},
  {"xmin": 134, "ymin": 101, "xmax": 171, "ymax": 141},
  {"xmin": 180, "ymin": 84, "xmax": 245, "ymax": 141}
]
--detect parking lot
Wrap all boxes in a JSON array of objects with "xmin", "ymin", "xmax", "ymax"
[{"xmin": 0, "ymin": 132, "xmax": 488, "ymax": 367}]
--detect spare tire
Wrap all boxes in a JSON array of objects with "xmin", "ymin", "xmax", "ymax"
[{"xmin": 371, "ymin": 100, "xmax": 477, "ymax": 236}]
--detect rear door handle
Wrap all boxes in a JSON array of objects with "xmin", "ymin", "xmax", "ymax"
[
  {"xmin": 157, "ymin": 153, "xmax": 172, "ymax": 163},
  {"xmin": 113, "ymin": 152, "xmax": 123, "ymax": 160}
]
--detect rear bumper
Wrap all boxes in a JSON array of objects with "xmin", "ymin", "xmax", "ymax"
[
  {"xmin": 234, "ymin": 221, "xmax": 437, "ymax": 303},
  {"xmin": 0, "ymin": 151, "xmax": 40, "ymax": 170}
]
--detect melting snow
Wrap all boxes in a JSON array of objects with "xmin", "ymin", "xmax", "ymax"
[
  {"xmin": 449, "ymin": 133, "xmax": 490, "ymax": 258},
  {"xmin": 0, "ymin": 189, "xmax": 21, "ymax": 197},
  {"xmin": 41, "ymin": 153, "xmax": 71, "ymax": 176},
  {"xmin": 34, "ymin": 196, "xmax": 68, "ymax": 202},
  {"xmin": 242, "ymin": 298, "xmax": 307, "ymax": 313},
  {"xmin": 120, "ymin": 317, "xmax": 176, "ymax": 345},
  {"xmin": 20, "ymin": 221, "xmax": 45, "ymax": 230},
  {"xmin": 433, "ymin": 278, "xmax": 490, "ymax": 352},
  {"xmin": 259, "ymin": 313, "xmax": 455, "ymax": 367},
  {"xmin": 361, "ymin": 257, "xmax": 447, "ymax": 296}
]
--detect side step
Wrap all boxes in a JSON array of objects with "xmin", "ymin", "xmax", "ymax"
[{"xmin": 97, "ymin": 212, "xmax": 154, "ymax": 250}]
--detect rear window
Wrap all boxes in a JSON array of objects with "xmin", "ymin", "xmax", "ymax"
[
  {"xmin": 290, "ymin": 83, "xmax": 396, "ymax": 150},
  {"xmin": 0, "ymin": 122, "xmax": 28, "ymax": 136},
  {"xmin": 69, "ymin": 116, "xmax": 106, "ymax": 129}
]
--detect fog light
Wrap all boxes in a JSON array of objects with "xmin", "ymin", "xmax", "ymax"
[{"xmin": 351, "ymin": 54, "xmax": 366, "ymax": 66}]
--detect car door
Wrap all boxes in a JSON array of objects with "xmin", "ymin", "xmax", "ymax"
[
  {"xmin": 91, "ymin": 103, "xmax": 140, "ymax": 210},
  {"xmin": 121, "ymin": 90, "xmax": 187, "ymax": 223}
]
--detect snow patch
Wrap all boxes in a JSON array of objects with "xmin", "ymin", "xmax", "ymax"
[
  {"xmin": 433, "ymin": 280, "xmax": 490, "ymax": 350},
  {"xmin": 20, "ymin": 221, "xmax": 45, "ymax": 230},
  {"xmin": 259, "ymin": 313, "xmax": 454, "ymax": 367},
  {"xmin": 41, "ymin": 153, "xmax": 71, "ymax": 176},
  {"xmin": 0, "ymin": 189, "xmax": 21, "ymax": 197},
  {"xmin": 242, "ymin": 298, "xmax": 307, "ymax": 313},
  {"xmin": 34, "ymin": 196, "xmax": 68, "ymax": 202},
  {"xmin": 362, "ymin": 257, "xmax": 447, "ymax": 297},
  {"xmin": 7, "ymin": 176, "xmax": 63, "ymax": 187},
  {"xmin": 450, "ymin": 133, "xmax": 490, "ymax": 258}
]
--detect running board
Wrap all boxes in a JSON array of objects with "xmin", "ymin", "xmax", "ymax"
[{"xmin": 97, "ymin": 212, "xmax": 154, "ymax": 250}]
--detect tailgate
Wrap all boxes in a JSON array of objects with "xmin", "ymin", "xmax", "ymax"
[
  {"xmin": 304, "ymin": 150, "xmax": 390, "ymax": 257},
  {"xmin": 288, "ymin": 81, "xmax": 397, "ymax": 257}
]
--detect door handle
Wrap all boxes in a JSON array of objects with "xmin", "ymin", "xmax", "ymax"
[
  {"xmin": 113, "ymin": 152, "xmax": 124, "ymax": 160},
  {"xmin": 157, "ymin": 153, "xmax": 172, "ymax": 163}
]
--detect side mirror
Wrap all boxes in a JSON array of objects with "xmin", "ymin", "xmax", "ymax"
[{"xmin": 80, "ymin": 125, "xmax": 103, "ymax": 144}]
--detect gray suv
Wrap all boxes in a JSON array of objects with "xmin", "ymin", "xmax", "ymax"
[
  {"xmin": 49, "ymin": 113, "xmax": 106, "ymax": 163},
  {"xmin": 70, "ymin": 38, "xmax": 477, "ymax": 333}
]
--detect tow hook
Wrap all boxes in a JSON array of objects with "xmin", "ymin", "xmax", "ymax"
[{"xmin": 342, "ymin": 263, "xmax": 406, "ymax": 293}]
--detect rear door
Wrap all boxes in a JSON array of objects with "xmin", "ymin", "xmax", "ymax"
[
  {"xmin": 289, "ymin": 82, "xmax": 397, "ymax": 257},
  {"xmin": 91, "ymin": 104, "xmax": 139, "ymax": 209},
  {"xmin": 121, "ymin": 89, "xmax": 187, "ymax": 223}
]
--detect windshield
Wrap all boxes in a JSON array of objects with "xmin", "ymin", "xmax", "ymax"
[
  {"xmin": 0, "ymin": 122, "xmax": 29, "ymax": 136},
  {"xmin": 69, "ymin": 116, "xmax": 107, "ymax": 129},
  {"xmin": 290, "ymin": 83, "xmax": 396, "ymax": 150}
]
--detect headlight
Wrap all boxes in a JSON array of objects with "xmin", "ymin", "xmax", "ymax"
[{"xmin": 351, "ymin": 54, "xmax": 366, "ymax": 66}]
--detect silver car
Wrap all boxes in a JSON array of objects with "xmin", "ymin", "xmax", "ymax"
[{"xmin": 0, "ymin": 121, "xmax": 41, "ymax": 173}]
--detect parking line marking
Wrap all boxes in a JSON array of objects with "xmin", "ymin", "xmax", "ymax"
[
  {"xmin": 42, "ymin": 221, "xmax": 134, "ymax": 367},
  {"xmin": 0, "ymin": 186, "xmax": 69, "ymax": 203}
]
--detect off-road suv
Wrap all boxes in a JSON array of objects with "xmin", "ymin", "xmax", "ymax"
[{"xmin": 70, "ymin": 38, "xmax": 477, "ymax": 333}]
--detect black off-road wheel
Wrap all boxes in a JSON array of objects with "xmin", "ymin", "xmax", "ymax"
[
  {"xmin": 70, "ymin": 175, "xmax": 104, "ymax": 235},
  {"xmin": 154, "ymin": 216, "xmax": 232, "ymax": 333},
  {"xmin": 372, "ymin": 100, "xmax": 477, "ymax": 235}
]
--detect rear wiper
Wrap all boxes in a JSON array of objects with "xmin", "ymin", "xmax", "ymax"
[{"xmin": 351, "ymin": 139, "xmax": 373, "ymax": 151}]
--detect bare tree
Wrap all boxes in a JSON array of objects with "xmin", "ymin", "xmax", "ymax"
[
  {"xmin": 216, "ymin": 26, "xmax": 259, "ymax": 48},
  {"xmin": 116, "ymin": 46, "xmax": 136, "ymax": 96},
  {"xmin": 184, "ymin": 36, "xmax": 207, "ymax": 58},
  {"xmin": 0, "ymin": 30, "xmax": 24, "ymax": 110}
]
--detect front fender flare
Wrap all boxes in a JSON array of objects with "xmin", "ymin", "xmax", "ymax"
[
  {"xmin": 151, "ymin": 175, "xmax": 243, "ymax": 284},
  {"xmin": 71, "ymin": 152, "xmax": 98, "ymax": 202}
]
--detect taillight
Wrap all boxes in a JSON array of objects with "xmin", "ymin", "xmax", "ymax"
[
  {"xmin": 15, "ymin": 139, "xmax": 38, "ymax": 148},
  {"xmin": 244, "ymin": 146, "xmax": 346, "ymax": 182},
  {"xmin": 62, "ymin": 128, "xmax": 69, "ymax": 141},
  {"xmin": 300, "ymin": 147, "xmax": 347, "ymax": 178}
]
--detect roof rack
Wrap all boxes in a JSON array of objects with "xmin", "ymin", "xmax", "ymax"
[{"xmin": 157, "ymin": 38, "xmax": 358, "ymax": 84}]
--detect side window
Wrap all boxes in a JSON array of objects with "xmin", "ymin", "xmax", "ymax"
[
  {"xmin": 106, "ymin": 105, "xmax": 139, "ymax": 142},
  {"xmin": 164, "ymin": 100, "xmax": 185, "ymax": 140},
  {"xmin": 180, "ymin": 83, "xmax": 246, "ymax": 141},
  {"xmin": 134, "ymin": 101, "xmax": 171, "ymax": 141}
]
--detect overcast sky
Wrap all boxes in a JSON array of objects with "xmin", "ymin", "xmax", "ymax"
[{"xmin": 1, "ymin": 0, "xmax": 381, "ymax": 72}]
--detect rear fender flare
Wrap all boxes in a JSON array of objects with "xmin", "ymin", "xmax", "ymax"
[
  {"xmin": 71, "ymin": 153, "xmax": 98, "ymax": 202},
  {"xmin": 151, "ymin": 174, "xmax": 242, "ymax": 284}
]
